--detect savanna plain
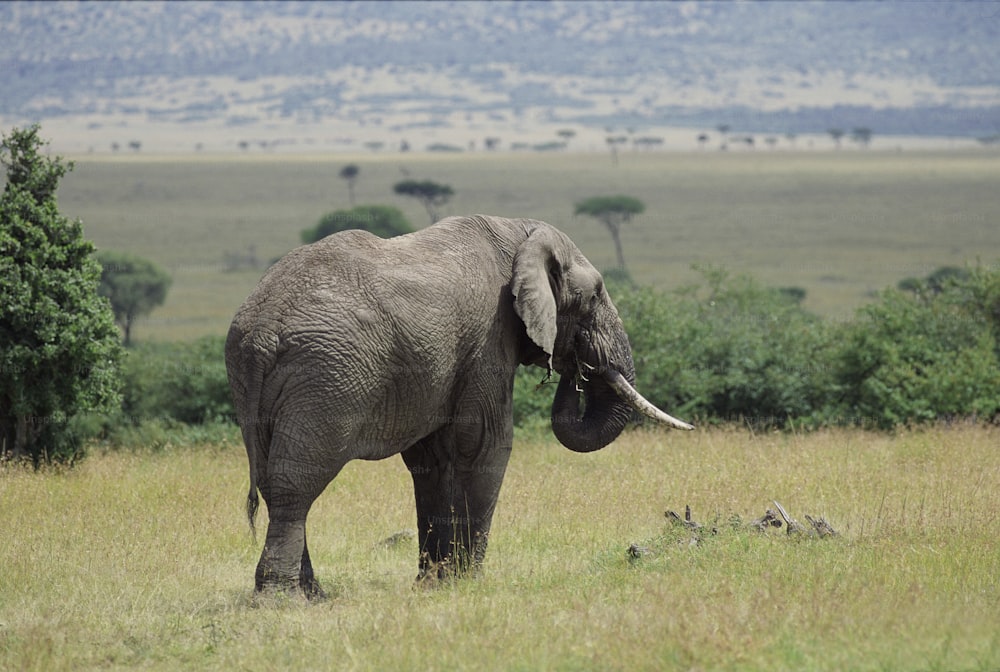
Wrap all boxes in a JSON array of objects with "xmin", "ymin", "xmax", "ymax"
[{"xmin": 3, "ymin": 149, "xmax": 1000, "ymax": 670}]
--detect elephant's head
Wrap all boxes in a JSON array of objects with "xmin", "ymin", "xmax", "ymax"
[{"xmin": 512, "ymin": 225, "xmax": 692, "ymax": 453}]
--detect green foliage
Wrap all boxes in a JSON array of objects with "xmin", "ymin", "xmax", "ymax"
[
  {"xmin": 573, "ymin": 194, "xmax": 646, "ymax": 220},
  {"xmin": 513, "ymin": 367, "xmax": 556, "ymax": 432},
  {"xmin": 831, "ymin": 270, "xmax": 1000, "ymax": 429},
  {"xmin": 610, "ymin": 267, "xmax": 834, "ymax": 429},
  {"xmin": 95, "ymin": 250, "xmax": 172, "ymax": 346},
  {"xmin": 898, "ymin": 265, "xmax": 971, "ymax": 296},
  {"xmin": 119, "ymin": 336, "xmax": 234, "ymax": 427},
  {"xmin": 0, "ymin": 125, "xmax": 122, "ymax": 464},
  {"xmin": 301, "ymin": 205, "xmax": 415, "ymax": 244},
  {"xmin": 393, "ymin": 179, "xmax": 454, "ymax": 223}
]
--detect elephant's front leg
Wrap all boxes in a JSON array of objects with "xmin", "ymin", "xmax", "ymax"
[{"xmin": 401, "ymin": 431, "xmax": 511, "ymax": 581}]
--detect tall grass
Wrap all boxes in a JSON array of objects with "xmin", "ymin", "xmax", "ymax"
[{"xmin": 3, "ymin": 425, "xmax": 998, "ymax": 670}]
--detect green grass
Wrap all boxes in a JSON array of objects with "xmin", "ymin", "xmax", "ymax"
[
  {"xmin": 57, "ymin": 150, "xmax": 1000, "ymax": 341},
  {"xmin": 2, "ymin": 425, "xmax": 999, "ymax": 670}
]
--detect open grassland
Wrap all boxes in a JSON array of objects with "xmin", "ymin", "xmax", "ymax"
[
  {"xmin": 2, "ymin": 425, "xmax": 998, "ymax": 671},
  {"xmin": 57, "ymin": 150, "xmax": 1000, "ymax": 341}
]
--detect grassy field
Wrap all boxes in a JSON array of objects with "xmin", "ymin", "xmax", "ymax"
[
  {"xmin": 2, "ymin": 425, "xmax": 998, "ymax": 670},
  {"xmin": 56, "ymin": 150, "xmax": 1000, "ymax": 341}
]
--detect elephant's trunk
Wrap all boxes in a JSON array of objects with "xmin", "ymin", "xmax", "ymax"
[
  {"xmin": 551, "ymin": 367, "xmax": 694, "ymax": 453},
  {"xmin": 551, "ymin": 366, "xmax": 635, "ymax": 453}
]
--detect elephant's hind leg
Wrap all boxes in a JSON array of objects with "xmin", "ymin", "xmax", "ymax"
[
  {"xmin": 298, "ymin": 532, "xmax": 326, "ymax": 599},
  {"xmin": 255, "ymin": 518, "xmax": 326, "ymax": 599}
]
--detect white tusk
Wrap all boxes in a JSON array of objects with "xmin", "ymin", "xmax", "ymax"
[{"xmin": 603, "ymin": 370, "xmax": 695, "ymax": 431}]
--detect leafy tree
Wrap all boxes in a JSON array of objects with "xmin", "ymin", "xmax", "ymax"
[
  {"xmin": 0, "ymin": 125, "xmax": 122, "ymax": 463},
  {"xmin": 95, "ymin": 250, "xmax": 172, "ymax": 346},
  {"xmin": 574, "ymin": 195, "xmax": 645, "ymax": 274},
  {"xmin": 339, "ymin": 164, "xmax": 359, "ymax": 206},
  {"xmin": 851, "ymin": 127, "xmax": 873, "ymax": 148},
  {"xmin": 301, "ymin": 204, "xmax": 415, "ymax": 244},
  {"xmin": 604, "ymin": 135, "xmax": 627, "ymax": 166},
  {"xmin": 828, "ymin": 128, "xmax": 845, "ymax": 149},
  {"xmin": 556, "ymin": 129, "xmax": 576, "ymax": 147},
  {"xmin": 393, "ymin": 179, "xmax": 454, "ymax": 224},
  {"xmin": 716, "ymin": 124, "xmax": 731, "ymax": 150}
]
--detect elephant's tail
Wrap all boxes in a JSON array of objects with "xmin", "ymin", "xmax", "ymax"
[{"xmin": 227, "ymin": 325, "xmax": 271, "ymax": 545}]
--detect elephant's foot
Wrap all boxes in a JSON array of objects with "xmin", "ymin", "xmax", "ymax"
[
  {"xmin": 255, "ymin": 518, "xmax": 326, "ymax": 600},
  {"xmin": 253, "ymin": 572, "xmax": 327, "ymax": 601}
]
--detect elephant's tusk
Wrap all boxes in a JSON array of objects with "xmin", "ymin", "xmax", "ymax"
[{"xmin": 603, "ymin": 370, "xmax": 695, "ymax": 431}]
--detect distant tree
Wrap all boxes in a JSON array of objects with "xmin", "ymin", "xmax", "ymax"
[
  {"xmin": 128, "ymin": 140, "xmax": 141, "ymax": 153},
  {"xmin": 785, "ymin": 132, "xmax": 798, "ymax": 148},
  {"xmin": 111, "ymin": 142, "xmax": 120, "ymax": 153},
  {"xmin": 400, "ymin": 139, "xmax": 411, "ymax": 152},
  {"xmin": 0, "ymin": 125, "xmax": 122, "ymax": 463},
  {"xmin": 634, "ymin": 136, "xmax": 664, "ymax": 151},
  {"xmin": 851, "ymin": 127, "xmax": 873, "ymax": 148},
  {"xmin": 556, "ymin": 129, "xmax": 576, "ymax": 147},
  {"xmin": 574, "ymin": 195, "xmax": 646, "ymax": 274},
  {"xmin": 95, "ymin": 251, "xmax": 172, "ymax": 346},
  {"xmin": 697, "ymin": 133, "xmax": 710, "ymax": 150},
  {"xmin": 301, "ymin": 204, "xmax": 415, "ymax": 244},
  {"xmin": 393, "ymin": 179, "xmax": 454, "ymax": 223},
  {"xmin": 339, "ymin": 163, "xmax": 360, "ymax": 206},
  {"xmin": 605, "ymin": 135, "xmax": 627, "ymax": 166},
  {"xmin": 898, "ymin": 265, "xmax": 971, "ymax": 296},
  {"xmin": 828, "ymin": 128, "xmax": 845, "ymax": 149},
  {"xmin": 716, "ymin": 124, "xmax": 731, "ymax": 150},
  {"xmin": 765, "ymin": 136, "xmax": 779, "ymax": 150},
  {"xmin": 532, "ymin": 141, "xmax": 566, "ymax": 152},
  {"xmin": 484, "ymin": 137, "xmax": 501, "ymax": 151}
]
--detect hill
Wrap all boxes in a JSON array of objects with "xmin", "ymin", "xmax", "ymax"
[{"xmin": 2, "ymin": 1, "xmax": 998, "ymax": 153}]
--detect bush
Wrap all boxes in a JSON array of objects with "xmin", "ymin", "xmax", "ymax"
[
  {"xmin": 831, "ymin": 268, "xmax": 1000, "ymax": 428},
  {"xmin": 120, "ymin": 336, "xmax": 234, "ymax": 426},
  {"xmin": 301, "ymin": 205, "xmax": 414, "ymax": 244},
  {"xmin": 611, "ymin": 267, "xmax": 835, "ymax": 429}
]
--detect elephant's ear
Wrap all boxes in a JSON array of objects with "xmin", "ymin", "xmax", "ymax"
[{"xmin": 512, "ymin": 227, "xmax": 565, "ymax": 372}]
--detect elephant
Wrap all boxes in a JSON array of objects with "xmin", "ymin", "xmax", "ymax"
[{"xmin": 225, "ymin": 214, "xmax": 692, "ymax": 596}]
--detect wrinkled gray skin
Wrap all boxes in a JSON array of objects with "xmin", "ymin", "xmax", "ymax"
[{"xmin": 225, "ymin": 215, "xmax": 691, "ymax": 596}]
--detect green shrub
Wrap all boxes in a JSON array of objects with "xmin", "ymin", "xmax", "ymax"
[
  {"xmin": 120, "ymin": 336, "xmax": 233, "ymax": 426},
  {"xmin": 513, "ymin": 367, "xmax": 556, "ymax": 432},
  {"xmin": 301, "ymin": 205, "xmax": 414, "ymax": 244},
  {"xmin": 832, "ymin": 268, "xmax": 1000, "ymax": 428},
  {"xmin": 611, "ymin": 267, "xmax": 835, "ymax": 429}
]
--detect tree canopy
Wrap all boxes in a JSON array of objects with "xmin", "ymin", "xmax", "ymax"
[
  {"xmin": 574, "ymin": 195, "xmax": 646, "ymax": 274},
  {"xmin": 393, "ymin": 179, "xmax": 454, "ymax": 224},
  {"xmin": 339, "ymin": 164, "xmax": 359, "ymax": 206},
  {"xmin": 95, "ymin": 250, "xmax": 172, "ymax": 346},
  {"xmin": 301, "ymin": 204, "xmax": 415, "ymax": 244},
  {"xmin": 0, "ymin": 125, "xmax": 122, "ymax": 463}
]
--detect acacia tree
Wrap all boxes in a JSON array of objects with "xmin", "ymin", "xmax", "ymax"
[
  {"xmin": 393, "ymin": 179, "xmax": 454, "ymax": 224},
  {"xmin": 95, "ymin": 250, "xmax": 172, "ymax": 346},
  {"xmin": 339, "ymin": 164, "xmax": 359, "ymax": 206},
  {"xmin": 828, "ymin": 128, "xmax": 845, "ymax": 149},
  {"xmin": 0, "ymin": 125, "xmax": 122, "ymax": 463},
  {"xmin": 574, "ymin": 195, "xmax": 646, "ymax": 275}
]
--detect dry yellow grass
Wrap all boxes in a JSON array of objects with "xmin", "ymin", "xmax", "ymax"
[{"xmin": 2, "ymin": 424, "xmax": 998, "ymax": 670}]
